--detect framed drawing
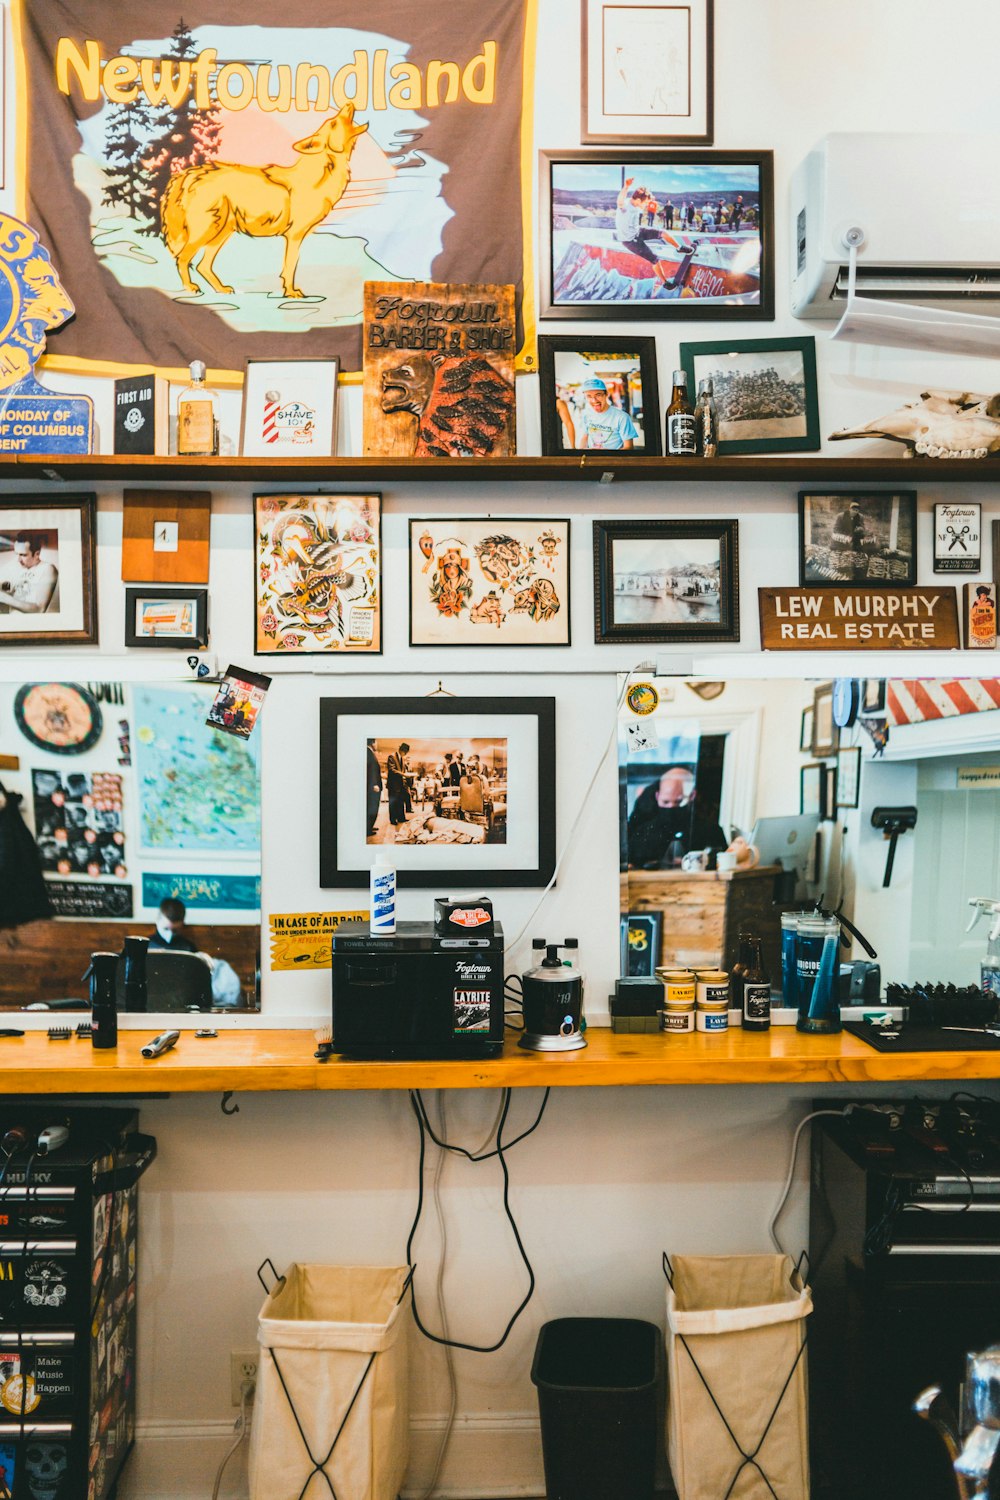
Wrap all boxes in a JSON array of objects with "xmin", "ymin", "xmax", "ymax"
[
  {"xmin": 125, "ymin": 587, "xmax": 208, "ymax": 648},
  {"xmin": 121, "ymin": 488, "xmax": 211, "ymax": 584},
  {"xmin": 539, "ymin": 148, "xmax": 773, "ymax": 321},
  {"xmin": 811, "ymin": 683, "xmax": 838, "ymax": 758},
  {"xmin": 836, "ymin": 746, "xmax": 862, "ymax": 809},
  {"xmin": 254, "ymin": 492, "xmax": 381, "ymax": 655},
  {"xmin": 239, "ymin": 357, "xmax": 339, "ymax": 458},
  {"xmin": 800, "ymin": 762, "xmax": 825, "ymax": 820},
  {"xmin": 409, "ymin": 520, "xmax": 570, "ymax": 647},
  {"xmin": 593, "ymin": 519, "xmax": 739, "ymax": 644},
  {"xmin": 319, "ymin": 696, "xmax": 556, "ymax": 888},
  {"xmin": 0, "ymin": 494, "xmax": 97, "ymax": 645},
  {"xmin": 799, "ymin": 491, "xmax": 917, "ymax": 586},
  {"xmin": 860, "ymin": 678, "xmax": 887, "ymax": 717},
  {"xmin": 537, "ymin": 336, "xmax": 661, "ymax": 455},
  {"xmin": 678, "ymin": 336, "xmax": 819, "ymax": 455},
  {"xmin": 800, "ymin": 705, "xmax": 814, "ymax": 754},
  {"xmin": 621, "ymin": 911, "xmax": 663, "ymax": 977},
  {"xmin": 581, "ymin": 0, "xmax": 714, "ymax": 146}
]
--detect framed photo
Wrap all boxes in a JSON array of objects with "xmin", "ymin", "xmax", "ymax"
[
  {"xmin": 254, "ymin": 493, "xmax": 381, "ymax": 655},
  {"xmin": 837, "ymin": 746, "xmax": 862, "ymax": 809},
  {"xmin": 800, "ymin": 762, "xmax": 825, "ymax": 820},
  {"xmin": 860, "ymin": 679, "xmax": 887, "ymax": 717},
  {"xmin": 620, "ymin": 911, "xmax": 663, "ymax": 977},
  {"xmin": 125, "ymin": 587, "xmax": 208, "ymax": 648},
  {"xmin": 0, "ymin": 494, "xmax": 97, "ymax": 645},
  {"xmin": 537, "ymin": 336, "xmax": 661, "ymax": 455},
  {"xmin": 593, "ymin": 519, "xmax": 739, "ymax": 644},
  {"xmin": 933, "ymin": 502, "xmax": 981, "ymax": 573},
  {"xmin": 319, "ymin": 697, "xmax": 556, "ymax": 888},
  {"xmin": 811, "ymin": 683, "xmax": 839, "ymax": 758},
  {"xmin": 800, "ymin": 705, "xmax": 814, "ymax": 754},
  {"xmin": 539, "ymin": 149, "xmax": 773, "ymax": 321},
  {"xmin": 798, "ymin": 491, "xmax": 917, "ymax": 586},
  {"xmin": 240, "ymin": 358, "xmax": 339, "ymax": 458},
  {"xmin": 581, "ymin": 0, "xmax": 714, "ymax": 146},
  {"xmin": 678, "ymin": 336, "xmax": 818, "ymax": 454},
  {"xmin": 409, "ymin": 519, "xmax": 570, "ymax": 647},
  {"xmin": 824, "ymin": 764, "xmax": 839, "ymax": 821}
]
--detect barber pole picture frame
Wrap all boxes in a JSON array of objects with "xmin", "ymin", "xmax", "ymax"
[
  {"xmin": 240, "ymin": 357, "xmax": 339, "ymax": 458},
  {"xmin": 934, "ymin": 502, "xmax": 981, "ymax": 573}
]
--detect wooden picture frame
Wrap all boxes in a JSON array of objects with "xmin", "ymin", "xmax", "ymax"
[
  {"xmin": 0, "ymin": 493, "xmax": 97, "ymax": 645},
  {"xmin": 800, "ymin": 705, "xmax": 814, "ymax": 753},
  {"xmin": 836, "ymin": 746, "xmax": 862, "ymax": 809},
  {"xmin": 537, "ymin": 335, "xmax": 661, "ymax": 456},
  {"xmin": 678, "ymin": 336, "xmax": 819, "ymax": 455},
  {"xmin": 798, "ymin": 491, "xmax": 917, "ymax": 587},
  {"xmin": 239, "ymin": 357, "xmax": 339, "ymax": 458},
  {"xmin": 121, "ymin": 487, "xmax": 210, "ymax": 584},
  {"xmin": 811, "ymin": 683, "xmax": 839, "ymax": 758},
  {"xmin": 125, "ymin": 586, "xmax": 208, "ymax": 649},
  {"xmin": 860, "ymin": 679, "xmax": 887, "ymax": 717},
  {"xmin": 800, "ymin": 761, "xmax": 825, "ymax": 819},
  {"xmin": 581, "ymin": 0, "xmax": 714, "ymax": 146},
  {"xmin": 593, "ymin": 518, "xmax": 739, "ymax": 644},
  {"xmin": 621, "ymin": 911, "xmax": 663, "ymax": 977},
  {"xmin": 539, "ymin": 148, "xmax": 774, "ymax": 321},
  {"xmin": 319, "ymin": 696, "xmax": 557, "ymax": 889}
]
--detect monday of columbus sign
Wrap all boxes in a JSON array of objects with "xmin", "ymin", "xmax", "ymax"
[
  {"xmin": 13, "ymin": 0, "xmax": 536, "ymax": 376},
  {"xmin": 759, "ymin": 587, "xmax": 961, "ymax": 650}
]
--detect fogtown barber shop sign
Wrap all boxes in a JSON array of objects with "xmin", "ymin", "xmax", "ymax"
[{"xmin": 759, "ymin": 587, "xmax": 961, "ymax": 650}]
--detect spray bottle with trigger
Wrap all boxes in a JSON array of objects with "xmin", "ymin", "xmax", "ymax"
[{"xmin": 966, "ymin": 898, "xmax": 1000, "ymax": 999}]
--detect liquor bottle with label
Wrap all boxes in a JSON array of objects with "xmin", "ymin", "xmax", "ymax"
[
  {"xmin": 176, "ymin": 359, "xmax": 219, "ymax": 456},
  {"xmin": 742, "ymin": 934, "xmax": 771, "ymax": 1032},
  {"xmin": 695, "ymin": 376, "xmax": 718, "ymax": 457},
  {"xmin": 666, "ymin": 369, "xmax": 697, "ymax": 457},
  {"xmin": 730, "ymin": 931, "xmax": 751, "ymax": 1018}
]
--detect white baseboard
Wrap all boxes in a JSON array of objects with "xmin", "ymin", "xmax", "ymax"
[{"xmin": 118, "ymin": 1411, "xmax": 546, "ymax": 1500}]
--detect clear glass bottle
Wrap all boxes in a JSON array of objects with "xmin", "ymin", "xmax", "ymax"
[
  {"xmin": 666, "ymin": 369, "xmax": 697, "ymax": 457},
  {"xmin": 742, "ymin": 934, "xmax": 771, "ymax": 1031},
  {"xmin": 695, "ymin": 376, "xmax": 718, "ymax": 457},
  {"xmin": 176, "ymin": 359, "xmax": 219, "ymax": 456}
]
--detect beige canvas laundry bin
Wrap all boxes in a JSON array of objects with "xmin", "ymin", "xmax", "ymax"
[
  {"xmin": 664, "ymin": 1254, "xmax": 811, "ymax": 1500},
  {"xmin": 248, "ymin": 1261, "xmax": 412, "ymax": 1500}
]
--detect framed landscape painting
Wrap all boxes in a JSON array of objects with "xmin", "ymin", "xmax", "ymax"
[
  {"xmin": 594, "ymin": 519, "xmax": 739, "ymax": 644},
  {"xmin": 409, "ymin": 519, "xmax": 570, "ymax": 646}
]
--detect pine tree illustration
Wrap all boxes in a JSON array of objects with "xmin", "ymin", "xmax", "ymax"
[
  {"xmin": 102, "ymin": 95, "xmax": 158, "ymax": 224},
  {"xmin": 141, "ymin": 17, "xmax": 223, "ymax": 237}
]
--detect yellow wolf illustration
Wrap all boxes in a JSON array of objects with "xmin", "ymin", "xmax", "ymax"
[{"xmin": 160, "ymin": 103, "xmax": 368, "ymax": 299}]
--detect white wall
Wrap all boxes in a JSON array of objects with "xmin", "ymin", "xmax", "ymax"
[{"xmin": 5, "ymin": 2, "xmax": 1000, "ymax": 1495}]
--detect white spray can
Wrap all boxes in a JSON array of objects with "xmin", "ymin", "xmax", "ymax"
[{"xmin": 370, "ymin": 850, "xmax": 397, "ymax": 934}]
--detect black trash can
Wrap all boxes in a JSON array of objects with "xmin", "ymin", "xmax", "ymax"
[{"xmin": 531, "ymin": 1317, "xmax": 663, "ymax": 1500}]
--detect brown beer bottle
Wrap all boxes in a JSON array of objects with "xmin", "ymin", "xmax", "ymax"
[
  {"xmin": 666, "ymin": 369, "xmax": 697, "ymax": 457},
  {"xmin": 730, "ymin": 931, "xmax": 751, "ymax": 1018},
  {"xmin": 742, "ymin": 934, "xmax": 771, "ymax": 1032}
]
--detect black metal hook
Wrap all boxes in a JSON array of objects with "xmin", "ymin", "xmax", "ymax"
[{"xmin": 221, "ymin": 1091, "xmax": 240, "ymax": 1116}]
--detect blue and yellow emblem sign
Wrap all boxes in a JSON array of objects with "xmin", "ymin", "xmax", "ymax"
[{"xmin": 0, "ymin": 213, "xmax": 92, "ymax": 453}]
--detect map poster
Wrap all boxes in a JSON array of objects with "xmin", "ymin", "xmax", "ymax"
[
  {"xmin": 269, "ymin": 910, "xmax": 369, "ymax": 970},
  {"xmin": 142, "ymin": 872, "xmax": 260, "ymax": 911}
]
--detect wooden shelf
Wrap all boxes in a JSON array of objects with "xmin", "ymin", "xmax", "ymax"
[
  {"xmin": 1, "ymin": 1025, "xmax": 998, "ymax": 1095},
  {"xmin": 2, "ymin": 454, "xmax": 999, "ymax": 486}
]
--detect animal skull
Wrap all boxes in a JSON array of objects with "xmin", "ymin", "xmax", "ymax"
[
  {"xmin": 830, "ymin": 389, "xmax": 1000, "ymax": 458},
  {"xmin": 25, "ymin": 1443, "xmax": 68, "ymax": 1500}
]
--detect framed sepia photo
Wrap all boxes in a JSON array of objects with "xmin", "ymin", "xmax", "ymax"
[
  {"xmin": 0, "ymin": 493, "xmax": 97, "ymax": 645},
  {"xmin": 799, "ymin": 491, "xmax": 917, "ymax": 587},
  {"xmin": 254, "ymin": 492, "xmax": 381, "ymax": 655},
  {"xmin": 240, "ymin": 357, "xmax": 339, "ymax": 458},
  {"xmin": 409, "ymin": 519, "xmax": 570, "ymax": 647},
  {"xmin": 124, "ymin": 587, "xmax": 208, "ymax": 649},
  {"xmin": 319, "ymin": 696, "xmax": 556, "ymax": 888},
  {"xmin": 539, "ymin": 149, "xmax": 773, "ymax": 321},
  {"xmin": 678, "ymin": 336, "xmax": 819, "ymax": 454},
  {"xmin": 537, "ymin": 336, "xmax": 660, "ymax": 455},
  {"xmin": 811, "ymin": 683, "xmax": 839, "ymax": 758},
  {"xmin": 581, "ymin": 0, "xmax": 714, "ymax": 146},
  {"xmin": 593, "ymin": 518, "xmax": 739, "ymax": 644}
]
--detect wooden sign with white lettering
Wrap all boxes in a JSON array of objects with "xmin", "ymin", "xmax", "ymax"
[{"xmin": 759, "ymin": 587, "xmax": 961, "ymax": 650}]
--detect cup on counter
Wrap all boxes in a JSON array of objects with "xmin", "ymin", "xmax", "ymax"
[{"xmin": 716, "ymin": 850, "xmax": 738, "ymax": 873}]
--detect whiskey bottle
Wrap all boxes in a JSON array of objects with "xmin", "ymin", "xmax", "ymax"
[
  {"xmin": 695, "ymin": 377, "xmax": 719, "ymax": 457},
  {"xmin": 176, "ymin": 360, "xmax": 219, "ymax": 456},
  {"xmin": 742, "ymin": 934, "xmax": 772, "ymax": 1032},
  {"xmin": 666, "ymin": 370, "xmax": 697, "ymax": 457}
]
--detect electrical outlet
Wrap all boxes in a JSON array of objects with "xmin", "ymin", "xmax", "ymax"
[{"xmin": 230, "ymin": 1350, "xmax": 258, "ymax": 1405}]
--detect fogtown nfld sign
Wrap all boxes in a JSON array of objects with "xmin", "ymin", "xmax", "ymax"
[{"xmin": 759, "ymin": 587, "xmax": 961, "ymax": 651}]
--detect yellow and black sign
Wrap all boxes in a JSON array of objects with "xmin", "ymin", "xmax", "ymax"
[{"xmin": 269, "ymin": 910, "xmax": 368, "ymax": 971}]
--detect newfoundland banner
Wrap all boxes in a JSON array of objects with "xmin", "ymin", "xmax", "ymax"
[{"xmin": 13, "ymin": 0, "xmax": 536, "ymax": 377}]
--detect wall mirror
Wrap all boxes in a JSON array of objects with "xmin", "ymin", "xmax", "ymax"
[
  {"xmin": 619, "ymin": 676, "xmax": 1000, "ymax": 992},
  {"xmin": 0, "ymin": 680, "xmax": 261, "ymax": 1012}
]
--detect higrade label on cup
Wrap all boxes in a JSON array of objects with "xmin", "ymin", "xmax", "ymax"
[{"xmin": 696, "ymin": 1009, "xmax": 729, "ymax": 1032}]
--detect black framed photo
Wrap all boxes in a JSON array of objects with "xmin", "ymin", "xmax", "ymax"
[
  {"xmin": 620, "ymin": 911, "xmax": 663, "ymax": 977},
  {"xmin": 593, "ymin": 519, "xmax": 739, "ymax": 644},
  {"xmin": 800, "ymin": 705, "xmax": 814, "ymax": 754},
  {"xmin": 581, "ymin": 0, "xmax": 714, "ymax": 146},
  {"xmin": 811, "ymin": 683, "xmax": 839, "ymax": 759},
  {"xmin": 800, "ymin": 762, "xmax": 826, "ymax": 820},
  {"xmin": 538, "ymin": 336, "xmax": 661, "ymax": 455},
  {"xmin": 539, "ymin": 149, "xmax": 773, "ymax": 321},
  {"xmin": 798, "ymin": 491, "xmax": 917, "ymax": 586},
  {"xmin": 860, "ymin": 679, "xmax": 887, "ymax": 717},
  {"xmin": 318, "ymin": 697, "xmax": 556, "ymax": 888},
  {"xmin": 678, "ymin": 336, "xmax": 819, "ymax": 454},
  {"xmin": 0, "ymin": 493, "xmax": 97, "ymax": 645},
  {"xmin": 836, "ymin": 747, "xmax": 862, "ymax": 809},
  {"xmin": 124, "ymin": 586, "xmax": 208, "ymax": 648}
]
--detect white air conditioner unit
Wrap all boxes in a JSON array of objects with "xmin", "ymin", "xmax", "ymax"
[{"xmin": 790, "ymin": 133, "xmax": 1000, "ymax": 320}]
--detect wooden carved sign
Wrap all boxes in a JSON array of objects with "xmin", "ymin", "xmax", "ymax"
[{"xmin": 759, "ymin": 587, "xmax": 961, "ymax": 650}]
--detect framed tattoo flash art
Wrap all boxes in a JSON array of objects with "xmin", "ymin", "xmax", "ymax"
[
  {"xmin": 254, "ymin": 492, "xmax": 381, "ymax": 654},
  {"xmin": 409, "ymin": 520, "xmax": 570, "ymax": 647},
  {"xmin": 0, "ymin": 494, "xmax": 97, "ymax": 645},
  {"xmin": 537, "ymin": 336, "xmax": 661, "ymax": 456},
  {"xmin": 581, "ymin": 0, "xmax": 714, "ymax": 146},
  {"xmin": 319, "ymin": 696, "xmax": 556, "ymax": 888}
]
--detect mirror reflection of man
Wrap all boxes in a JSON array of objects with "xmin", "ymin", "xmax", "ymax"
[
  {"xmin": 0, "ymin": 533, "xmax": 58, "ymax": 613},
  {"xmin": 627, "ymin": 766, "xmax": 726, "ymax": 868},
  {"xmin": 148, "ymin": 897, "xmax": 197, "ymax": 953}
]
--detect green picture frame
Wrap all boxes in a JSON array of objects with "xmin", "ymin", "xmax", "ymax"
[{"xmin": 677, "ymin": 335, "xmax": 820, "ymax": 455}]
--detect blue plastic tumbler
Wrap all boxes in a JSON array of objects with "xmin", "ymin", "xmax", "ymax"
[
  {"xmin": 781, "ymin": 913, "xmax": 800, "ymax": 1009},
  {"xmin": 795, "ymin": 915, "xmax": 842, "ymax": 1034}
]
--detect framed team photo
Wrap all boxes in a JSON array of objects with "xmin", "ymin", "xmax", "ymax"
[
  {"xmin": 0, "ymin": 494, "xmax": 97, "ymax": 645},
  {"xmin": 678, "ymin": 336, "xmax": 819, "ymax": 455},
  {"xmin": 537, "ymin": 336, "xmax": 660, "ymax": 455}
]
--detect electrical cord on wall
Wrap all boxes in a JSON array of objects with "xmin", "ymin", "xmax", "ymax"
[
  {"xmin": 769, "ymin": 1108, "xmax": 853, "ymax": 1256},
  {"xmin": 211, "ymin": 1378, "xmax": 253, "ymax": 1500}
]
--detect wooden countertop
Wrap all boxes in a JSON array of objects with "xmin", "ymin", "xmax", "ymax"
[{"xmin": 0, "ymin": 1026, "xmax": 998, "ymax": 1094}]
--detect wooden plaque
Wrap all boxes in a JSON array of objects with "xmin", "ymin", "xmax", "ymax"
[
  {"xmin": 759, "ymin": 586, "xmax": 961, "ymax": 651},
  {"xmin": 121, "ymin": 488, "xmax": 211, "ymax": 583}
]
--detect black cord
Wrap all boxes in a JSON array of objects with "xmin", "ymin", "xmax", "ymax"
[
  {"xmin": 405, "ymin": 1088, "xmax": 545, "ymax": 1353},
  {"xmin": 410, "ymin": 1087, "xmax": 550, "ymax": 1162}
]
